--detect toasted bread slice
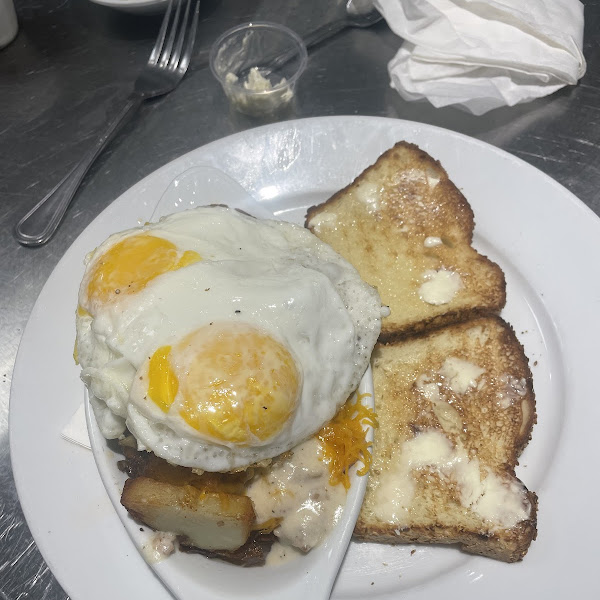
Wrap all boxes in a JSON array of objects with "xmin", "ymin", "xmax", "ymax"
[
  {"xmin": 305, "ymin": 142, "xmax": 506, "ymax": 341},
  {"xmin": 354, "ymin": 316, "xmax": 537, "ymax": 562},
  {"xmin": 121, "ymin": 477, "xmax": 255, "ymax": 551}
]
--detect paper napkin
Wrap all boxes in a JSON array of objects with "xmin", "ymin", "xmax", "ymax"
[
  {"xmin": 61, "ymin": 403, "xmax": 91, "ymax": 449},
  {"xmin": 376, "ymin": 0, "xmax": 586, "ymax": 114}
]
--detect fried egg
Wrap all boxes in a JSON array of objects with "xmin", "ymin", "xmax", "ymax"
[{"xmin": 76, "ymin": 206, "xmax": 382, "ymax": 471}]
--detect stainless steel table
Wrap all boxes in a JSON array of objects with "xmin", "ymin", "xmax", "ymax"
[{"xmin": 1, "ymin": 0, "xmax": 598, "ymax": 597}]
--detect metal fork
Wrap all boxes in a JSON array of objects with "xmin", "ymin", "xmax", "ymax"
[{"xmin": 14, "ymin": 0, "xmax": 200, "ymax": 247}]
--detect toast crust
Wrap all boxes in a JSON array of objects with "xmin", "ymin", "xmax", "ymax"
[{"xmin": 355, "ymin": 489, "xmax": 537, "ymax": 563}]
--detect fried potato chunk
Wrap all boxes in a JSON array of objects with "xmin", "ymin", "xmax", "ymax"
[{"xmin": 121, "ymin": 477, "xmax": 255, "ymax": 551}]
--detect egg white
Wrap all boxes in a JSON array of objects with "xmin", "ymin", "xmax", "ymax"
[{"xmin": 77, "ymin": 206, "xmax": 382, "ymax": 471}]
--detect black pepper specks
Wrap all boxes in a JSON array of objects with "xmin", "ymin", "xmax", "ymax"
[{"xmin": 235, "ymin": 310, "xmax": 241, "ymax": 314}]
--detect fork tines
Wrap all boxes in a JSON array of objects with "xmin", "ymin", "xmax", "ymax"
[{"xmin": 150, "ymin": 0, "xmax": 199, "ymax": 73}]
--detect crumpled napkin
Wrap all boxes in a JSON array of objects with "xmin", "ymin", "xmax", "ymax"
[{"xmin": 375, "ymin": 0, "xmax": 586, "ymax": 115}]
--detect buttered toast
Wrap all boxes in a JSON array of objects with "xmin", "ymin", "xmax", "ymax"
[
  {"xmin": 354, "ymin": 316, "xmax": 537, "ymax": 562},
  {"xmin": 306, "ymin": 142, "xmax": 537, "ymax": 562},
  {"xmin": 305, "ymin": 142, "xmax": 506, "ymax": 341}
]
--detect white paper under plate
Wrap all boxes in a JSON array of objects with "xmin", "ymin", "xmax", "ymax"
[{"xmin": 10, "ymin": 116, "xmax": 600, "ymax": 600}]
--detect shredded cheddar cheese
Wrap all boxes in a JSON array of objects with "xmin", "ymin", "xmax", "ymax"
[{"xmin": 317, "ymin": 391, "xmax": 377, "ymax": 490}]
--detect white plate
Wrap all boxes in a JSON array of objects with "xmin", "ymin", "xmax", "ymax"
[
  {"xmin": 89, "ymin": 0, "xmax": 168, "ymax": 15},
  {"xmin": 10, "ymin": 116, "xmax": 600, "ymax": 599}
]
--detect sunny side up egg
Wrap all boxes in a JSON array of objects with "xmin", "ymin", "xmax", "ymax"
[{"xmin": 76, "ymin": 206, "xmax": 382, "ymax": 472}]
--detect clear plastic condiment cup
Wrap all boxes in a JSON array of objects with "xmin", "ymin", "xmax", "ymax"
[{"xmin": 209, "ymin": 21, "xmax": 308, "ymax": 118}]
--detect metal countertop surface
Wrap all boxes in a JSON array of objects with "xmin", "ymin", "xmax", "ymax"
[{"xmin": 1, "ymin": 0, "xmax": 599, "ymax": 598}]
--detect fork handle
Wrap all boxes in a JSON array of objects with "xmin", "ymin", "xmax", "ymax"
[{"xmin": 14, "ymin": 94, "xmax": 143, "ymax": 247}]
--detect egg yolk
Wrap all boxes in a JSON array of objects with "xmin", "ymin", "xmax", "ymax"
[
  {"xmin": 147, "ymin": 345, "xmax": 179, "ymax": 412},
  {"xmin": 86, "ymin": 233, "xmax": 200, "ymax": 307},
  {"xmin": 146, "ymin": 324, "xmax": 300, "ymax": 445}
]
